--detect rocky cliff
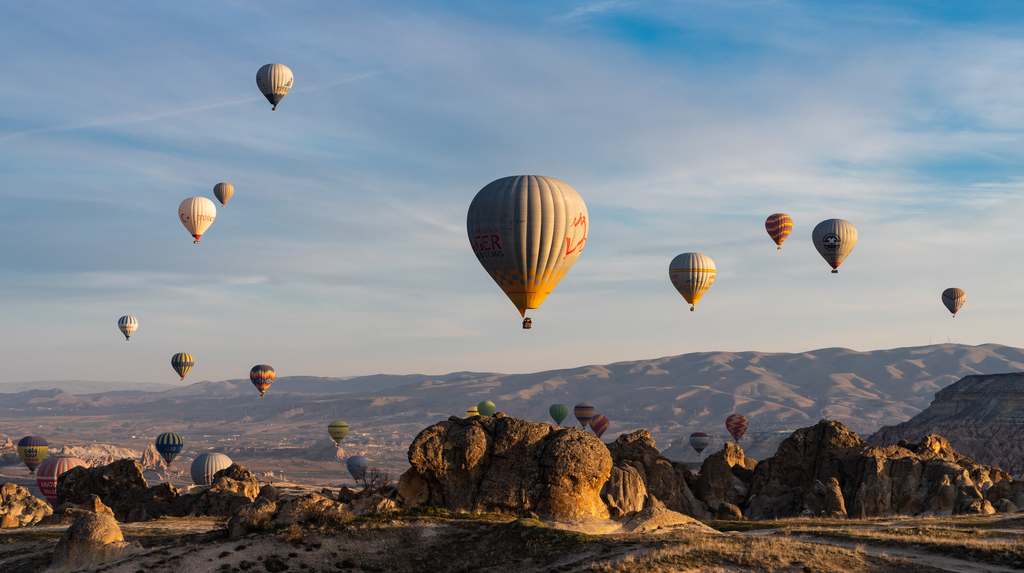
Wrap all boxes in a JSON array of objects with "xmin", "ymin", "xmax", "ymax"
[{"xmin": 869, "ymin": 372, "xmax": 1024, "ymax": 476}]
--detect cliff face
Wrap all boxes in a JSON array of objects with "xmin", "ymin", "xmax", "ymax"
[{"xmin": 868, "ymin": 372, "xmax": 1024, "ymax": 476}]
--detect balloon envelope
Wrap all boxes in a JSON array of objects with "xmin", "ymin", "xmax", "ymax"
[
  {"xmin": 549, "ymin": 404, "xmax": 568, "ymax": 425},
  {"xmin": 171, "ymin": 353, "xmax": 194, "ymax": 380},
  {"xmin": 765, "ymin": 213, "xmax": 793, "ymax": 249},
  {"xmin": 328, "ymin": 421, "xmax": 349, "ymax": 444},
  {"xmin": 250, "ymin": 365, "xmax": 275, "ymax": 396},
  {"xmin": 467, "ymin": 175, "xmax": 588, "ymax": 321},
  {"xmin": 155, "ymin": 433, "xmax": 184, "ymax": 465},
  {"xmin": 178, "ymin": 197, "xmax": 216, "ymax": 243},
  {"xmin": 213, "ymin": 182, "xmax": 234, "ymax": 207},
  {"xmin": 942, "ymin": 288, "xmax": 966, "ymax": 317},
  {"xmin": 36, "ymin": 456, "xmax": 86, "ymax": 507},
  {"xmin": 347, "ymin": 455, "xmax": 368, "ymax": 481},
  {"xmin": 256, "ymin": 63, "xmax": 294, "ymax": 110},
  {"xmin": 17, "ymin": 436, "xmax": 48, "ymax": 473},
  {"xmin": 191, "ymin": 453, "xmax": 232, "ymax": 485},
  {"xmin": 725, "ymin": 414, "xmax": 748, "ymax": 442},
  {"xmin": 669, "ymin": 253, "xmax": 716, "ymax": 311},
  {"xmin": 590, "ymin": 414, "xmax": 610, "ymax": 439},
  {"xmin": 117, "ymin": 315, "xmax": 137, "ymax": 341},
  {"xmin": 812, "ymin": 219, "xmax": 857, "ymax": 273},
  {"xmin": 477, "ymin": 401, "xmax": 496, "ymax": 417},
  {"xmin": 573, "ymin": 403, "xmax": 595, "ymax": 428},
  {"xmin": 467, "ymin": 406, "xmax": 479, "ymax": 417},
  {"xmin": 689, "ymin": 432, "xmax": 710, "ymax": 455}
]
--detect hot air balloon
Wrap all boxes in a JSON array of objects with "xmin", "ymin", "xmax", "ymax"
[
  {"xmin": 256, "ymin": 63, "xmax": 293, "ymax": 110},
  {"xmin": 346, "ymin": 455, "xmax": 368, "ymax": 481},
  {"xmin": 17, "ymin": 436, "xmax": 48, "ymax": 474},
  {"xmin": 250, "ymin": 365, "xmax": 275, "ymax": 396},
  {"xmin": 191, "ymin": 453, "xmax": 232, "ymax": 486},
  {"xmin": 213, "ymin": 183, "xmax": 234, "ymax": 207},
  {"xmin": 549, "ymin": 404, "xmax": 568, "ymax": 426},
  {"xmin": 467, "ymin": 406, "xmax": 479, "ymax": 417},
  {"xmin": 942, "ymin": 288, "xmax": 966, "ymax": 317},
  {"xmin": 590, "ymin": 414, "xmax": 610, "ymax": 439},
  {"xmin": 36, "ymin": 456, "xmax": 86, "ymax": 507},
  {"xmin": 178, "ymin": 197, "xmax": 217, "ymax": 244},
  {"xmin": 574, "ymin": 402, "xmax": 595, "ymax": 428},
  {"xmin": 467, "ymin": 175, "xmax": 589, "ymax": 329},
  {"xmin": 171, "ymin": 353, "xmax": 194, "ymax": 380},
  {"xmin": 725, "ymin": 414, "xmax": 748, "ymax": 442},
  {"xmin": 118, "ymin": 315, "xmax": 137, "ymax": 341},
  {"xmin": 812, "ymin": 219, "xmax": 857, "ymax": 273},
  {"xmin": 328, "ymin": 421, "xmax": 349, "ymax": 445},
  {"xmin": 477, "ymin": 401, "xmax": 496, "ymax": 417},
  {"xmin": 155, "ymin": 432, "xmax": 184, "ymax": 466},
  {"xmin": 765, "ymin": 213, "xmax": 793, "ymax": 249},
  {"xmin": 689, "ymin": 432, "xmax": 710, "ymax": 455},
  {"xmin": 669, "ymin": 253, "xmax": 716, "ymax": 311}
]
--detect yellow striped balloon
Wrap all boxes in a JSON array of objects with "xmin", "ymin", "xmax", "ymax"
[
  {"xmin": 467, "ymin": 406, "xmax": 479, "ymax": 417},
  {"xmin": 765, "ymin": 213, "xmax": 793, "ymax": 249},
  {"xmin": 467, "ymin": 175, "xmax": 588, "ymax": 328},
  {"xmin": 328, "ymin": 421, "xmax": 349, "ymax": 444},
  {"xmin": 171, "ymin": 353, "xmax": 194, "ymax": 380},
  {"xmin": 669, "ymin": 253, "xmax": 716, "ymax": 311},
  {"xmin": 256, "ymin": 63, "xmax": 293, "ymax": 110}
]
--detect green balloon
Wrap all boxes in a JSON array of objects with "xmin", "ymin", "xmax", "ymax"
[
  {"xmin": 477, "ymin": 401, "xmax": 496, "ymax": 417},
  {"xmin": 549, "ymin": 404, "xmax": 568, "ymax": 425}
]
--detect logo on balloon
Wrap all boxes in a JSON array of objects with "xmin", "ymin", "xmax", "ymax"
[{"xmin": 821, "ymin": 233, "xmax": 840, "ymax": 251}]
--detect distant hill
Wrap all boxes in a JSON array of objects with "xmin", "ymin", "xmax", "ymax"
[{"xmin": 3, "ymin": 344, "xmax": 1022, "ymax": 452}]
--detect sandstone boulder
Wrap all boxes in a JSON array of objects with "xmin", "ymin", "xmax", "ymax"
[
  {"xmin": 620, "ymin": 507, "xmax": 720, "ymax": 534},
  {"xmin": 403, "ymin": 414, "xmax": 611, "ymax": 520},
  {"xmin": 0, "ymin": 483, "xmax": 51, "ymax": 528},
  {"xmin": 600, "ymin": 465, "xmax": 646, "ymax": 518},
  {"xmin": 210, "ymin": 464, "xmax": 260, "ymax": 499},
  {"xmin": 350, "ymin": 493, "xmax": 397, "ymax": 515},
  {"xmin": 606, "ymin": 430, "xmax": 710, "ymax": 519},
  {"xmin": 39, "ymin": 494, "xmax": 113, "ymax": 525},
  {"xmin": 273, "ymin": 493, "xmax": 348, "ymax": 525},
  {"xmin": 44, "ymin": 513, "xmax": 142, "ymax": 573},
  {"xmin": 695, "ymin": 443, "xmax": 753, "ymax": 511},
  {"xmin": 55, "ymin": 458, "xmax": 149, "ymax": 521},
  {"xmin": 258, "ymin": 484, "xmax": 279, "ymax": 502},
  {"xmin": 140, "ymin": 445, "xmax": 162, "ymax": 469},
  {"xmin": 227, "ymin": 497, "xmax": 278, "ymax": 539}
]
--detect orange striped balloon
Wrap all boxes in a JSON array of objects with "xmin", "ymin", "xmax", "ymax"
[
  {"xmin": 941, "ymin": 288, "xmax": 966, "ymax": 317},
  {"xmin": 590, "ymin": 414, "xmax": 610, "ymax": 439},
  {"xmin": 725, "ymin": 414, "xmax": 748, "ymax": 442},
  {"xmin": 765, "ymin": 213, "xmax": 793, "ymax": 249},
  {"xmin": 249, "ymin": 364, "xmax": 275, "ymax": 397}
]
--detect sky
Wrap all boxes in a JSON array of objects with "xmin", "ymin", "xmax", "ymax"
[{"xmin": 3, "ymin": 1, "xmax": 1024, "ymax": 384}]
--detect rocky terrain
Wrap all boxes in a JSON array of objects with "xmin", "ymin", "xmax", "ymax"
[
  {"xmin": 0, "ymin": 414, "xmax": 1024, "ymax": 571},
  {"xmin": 870, "ymin": 371, "xmax": 1024, "ymax": 477}
]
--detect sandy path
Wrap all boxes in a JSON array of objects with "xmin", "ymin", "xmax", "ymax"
[{"xmin": 786, "ymin": 534, "xmax": 1018, "ymax": 573}]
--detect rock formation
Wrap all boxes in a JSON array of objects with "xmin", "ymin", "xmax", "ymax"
[
  {"xmin": 743, "ymin": 420, "xmax": 1011, "ymax": 519},
  {"xmin": 0, "ymin": 483, "xmax": 52, "ymax": 527},
  {"xmin": 399, "ymin": 413, "xmax": 612, "ymax": 520},
  {"xmin": 870, "ymin": 372, "xmax": 1024, "ymax": 477},
  {"xmin": 44, "ymin": 513, "xmax": 142, "ymax": 573},
  {"xmin": 56, "ymin": 459, "xmax": 150, "ymax": 521},
  {"xmin": 140, "ymin": 444, "xmax": 163, "ymax": 469},
  {"xmin": 39, "ymin": 495, "xmax": 114, "ymax": 525},
  {"xmin": 606, "ymin": 430, "xmax": 710, "ymax": 519},
  {"xmin": 693, "ymin": 443, "xmax": 756, "ymax": 519}
]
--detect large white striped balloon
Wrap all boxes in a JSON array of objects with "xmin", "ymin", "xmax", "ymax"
[
  {"xmin": 190, "ymin": 453, "xmax": 233, "ymax": 486},
  {"xmin": 467, "ymin": 176, "xmax": 588, "ymax": 324},
  {"xmin": 669, "ymin": 253, "xmax": 716, "ymax": 311},
  {"xmin": 117, "ymin": 315, "xmax": 137, "ymax": 341},
  {"xmin": 35, "ymin": 456, "xmax": 86, "ymax": 507},
  {"xmin": 812, "ymin": 219, "xmax": 857, "ymax": 273},
  {"xmin": 256, "ymin": 63, "xmax": 293, "ymax": 110},
  {"xmin": 178, "ymin": 197, "xmax": 217, "ymax": 244}
]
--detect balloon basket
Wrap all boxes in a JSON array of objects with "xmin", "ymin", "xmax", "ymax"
[{"xmin": 831, "ymin": 270, "xmax": 838, "ymax": 274}]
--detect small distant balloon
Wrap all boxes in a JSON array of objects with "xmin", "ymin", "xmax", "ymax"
[
  {"xmin": 35, "ymin": 456, "xmax": 86, "ymax": 507},
  {"xmin": 765, "ymin": 213, "xmax": 793, "ymax": 249},
  {"xmin": 812, "ymin": 219, "xmax": 857, "ymax": 273},
  {"xmin": 590, "ymin": 414, "xmax": 610, "ymax": 439},
  {"xmin": 573, "ymin": 403, "xmax": 595, "ymax": 429},
  {"xmin": 549, "ymin": 404, "xmax": 569, "ymax": 426},
  {"xmin": 942, "ymin": 288, "xmax": 966, "ymax": 317},
  {"xmin": 118, "ymin": 315, "xmax": 137, "ymax": 341},
  {"xmin": 250, "ymin": 365, "xmax": 275, "ymax": 397},
  {"xmin": 17, "ymin": 436, "xmax": 48, "ymax": 474},
  {"xmin": 328, "ymin": 421, "xmax": 349, "ymax": 445},
  {"xmin": 171, "ymin": 353, "xmax": 194, "ymax": 380},
  {"xmin": 669, "ymin": 253, "xmax": 716, "ymax": 311},
  {"xmin": 213, "ymin": 183, "xmax": 234, "ymax": 207},
  {"xmin": 256, "ymin": 63, "xmax": 294, "ymax": 110},
  {"xmin": 477, "ymin": 401, "xmax": 496, "ymax": 417},
  {"xmin": 725, "ymin": 414, "xmax": 748, "ymax": 442},
  {"xmin": 689, "ymin": 432, "xmax": 710, "ymax": 455},
  {"xmin": 346, "ymin": 455, "xmax": 368, "ymax": 481},
  {"xmin": 178, "ymin": 197, "xmax": 217, "ymax": 244},
  {"xmin": 155, "ymin": 433, "xmax": 184, "ymax": 466},
  {"xmin": 467, "ymin": 406, "xmax": 479, "ymax": 417}
]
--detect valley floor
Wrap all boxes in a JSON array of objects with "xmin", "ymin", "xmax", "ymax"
[{"xmin": 3, "ymin": 510, "xmax": 1024, "ymax": 573}]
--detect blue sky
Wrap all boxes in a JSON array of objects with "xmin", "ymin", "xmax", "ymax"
[{"xmin": 3, "ymin": 1, "xmax": 1024, "ymax": 384}]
